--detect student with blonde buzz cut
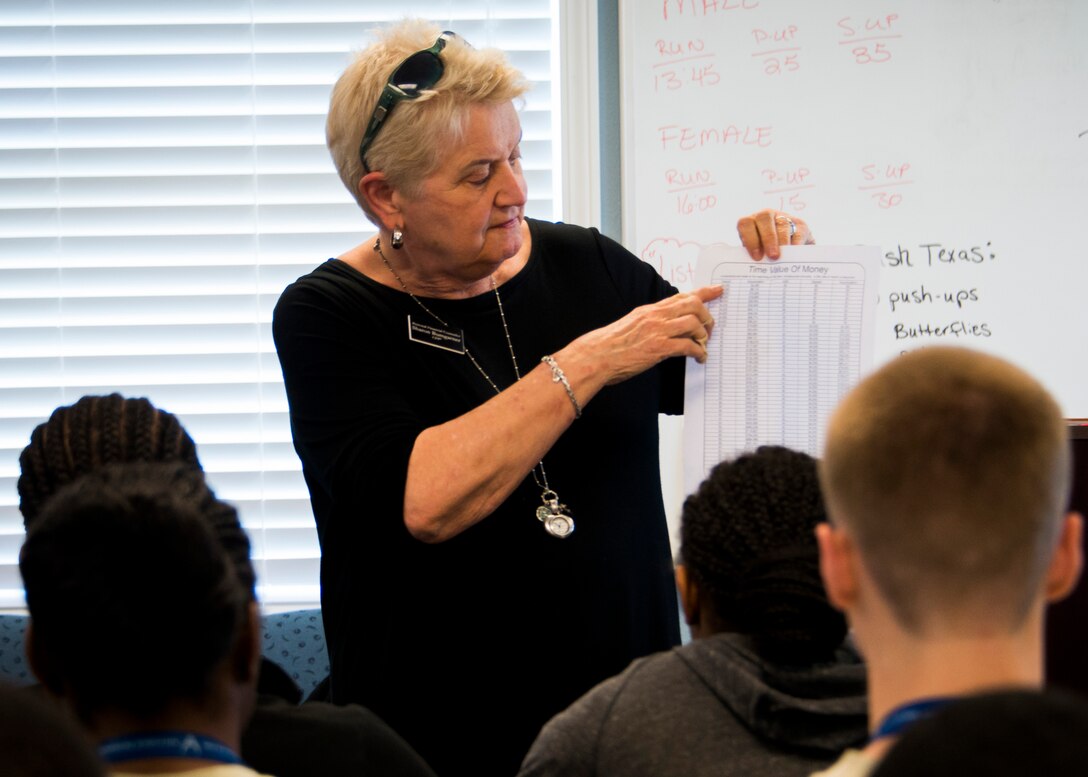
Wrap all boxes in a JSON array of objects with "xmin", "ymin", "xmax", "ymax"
[{"xmin": 812, "ymin": 346, "xmax": 1083, "ymax": 776}]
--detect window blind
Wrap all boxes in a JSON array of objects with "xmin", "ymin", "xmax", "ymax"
[{"xmin": 0, "ymin": 0, "xmax": 561, "ymax": 609}]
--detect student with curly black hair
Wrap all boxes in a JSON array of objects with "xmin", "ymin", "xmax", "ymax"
[{"xmin": 519, "ymin": 446, "xmax": 867, "ymax": 777}]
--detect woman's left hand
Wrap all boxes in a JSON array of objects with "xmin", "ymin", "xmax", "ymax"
[{"xmin": 736, "ymin": 209, "xmax": 815, "ymax": 261}]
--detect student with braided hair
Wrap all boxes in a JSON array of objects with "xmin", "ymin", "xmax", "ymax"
[
  {"xmin": 519, "ymin": 446, "xmax": 867, "ymax": 777},
  {"xmin": 16, "ymin": 393, "xmax": 436, "ymax": 777},
  {"xmin": 16, "ymin": 395, "xmax": 262, "ymax": 600},
  {"xmin": 17, "ymin": 393, "xmax": 200, "ymax": 527}
]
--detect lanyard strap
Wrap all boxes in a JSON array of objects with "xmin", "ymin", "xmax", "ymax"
[
  {"xmin": 871, "ymin": 697, "xmax": 955, "ymax": 741},
  {"xmin": 99, "ymin": 731, "xmax": 242, "ymax": 765}
]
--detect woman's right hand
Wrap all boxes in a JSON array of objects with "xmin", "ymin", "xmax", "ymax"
[
  {"xmin": 557, "ymin": 285, "xmax": 724, "ymax": 388},
  {"xmin": 401, "ymin": 284, "xmax": 723, "ymax": 543}
]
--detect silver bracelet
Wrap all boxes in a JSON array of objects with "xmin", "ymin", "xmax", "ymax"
[{"xmin": 541, "ymin": 355, "xmax": 582, "ymax": 419}]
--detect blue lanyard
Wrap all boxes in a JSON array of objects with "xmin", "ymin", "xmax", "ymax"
[
  {"xmin": 871, "ymin": 697, "xmax": 955, "ymax": 740},
  {"xmin": 99, "ymin": 731, "xmax": 243, "ymax": 765}
]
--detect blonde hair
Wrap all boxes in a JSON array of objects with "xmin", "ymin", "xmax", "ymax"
[
  {"xmin": 820, "ymin": 346, "xmax": 1071, "ymax": 636},
  {"xmin": 326, "ymin": 19, "xmax": 530, "ymax": 223}
]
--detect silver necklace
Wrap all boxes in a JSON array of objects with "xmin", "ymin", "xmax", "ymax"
[{"xmin": 375, "ymin": 238, "xmax": 574, "ymax": 538}]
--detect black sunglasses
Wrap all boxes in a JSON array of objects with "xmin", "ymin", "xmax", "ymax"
[{"xmin": 358, "ymin": 31, "xmax": 458, "ymax": 172}]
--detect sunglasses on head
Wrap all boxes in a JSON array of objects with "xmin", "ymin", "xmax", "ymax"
[{"xmin": 358, "ymin": 31, "xmax": 459, "ymax": 172}]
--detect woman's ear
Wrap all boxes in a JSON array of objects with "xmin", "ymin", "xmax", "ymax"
[{"xmin": 358, "ymin": 171, "xmax": 401, "ymax": 232}]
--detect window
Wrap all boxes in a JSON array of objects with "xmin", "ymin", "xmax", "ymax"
[{"xmin": 0, "ymin": 1, "xmax": 563, "ymax": 608}]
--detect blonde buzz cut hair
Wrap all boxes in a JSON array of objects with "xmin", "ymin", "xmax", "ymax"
[
  {"xmin": 819, "ymin": 346, "xmax": 1071, "ymax": 636},
  {"xmin": 326, "ymin": 19, "xmax": 530, "ymax": 224}
]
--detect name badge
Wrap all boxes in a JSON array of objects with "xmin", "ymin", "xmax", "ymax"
[{"xmin": 408, "ymin": 315, "xmax": 465, "ymax": 354}]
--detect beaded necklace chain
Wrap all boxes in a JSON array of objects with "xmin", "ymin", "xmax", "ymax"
[{"xmin": 375, "ymin": 238, "xmax": 573, "ymax": 537}]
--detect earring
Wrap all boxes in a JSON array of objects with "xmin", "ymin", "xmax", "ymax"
[{"xmin": 391, "ymin": 228, "xmax": 404, "ymax": 249}]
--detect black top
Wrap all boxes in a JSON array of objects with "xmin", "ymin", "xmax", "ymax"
[
  {"xmin": 272, "ymin": 219, "xmax": 683, "ymax": 776},
  {"xmin": 243, "ymin": 693, "xmax": 438, "ymax": 777}
]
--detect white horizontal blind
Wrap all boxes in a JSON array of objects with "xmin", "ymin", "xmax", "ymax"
[{"xmin": 0, "ymin": 0, "xmax": 561, "ymax": 609}]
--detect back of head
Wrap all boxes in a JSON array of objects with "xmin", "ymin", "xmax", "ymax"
[
  {"xmin": 17, "ymin": 393, "xmax": 256, "ymax": 595},
  {"xmin": 680, "ymin": 445, "xmax": 846, "ymax": 663},
  {"xmin": 20, "ymin": 462, "xmax": 252, "ymax": 726},
  {"xmin": 327, "ymin": 18, "xmax": 529, "ymax": 218},
  {"xmin": 18, "ymin": 393, "xmax": 199, "ymax": 527},
  {"xmin": 0, "ymin": 683, "xmax": 104, "ymax": 777},
  {"xmin": 820, "ymin": 346, "xmax": 1071, "ymax": 635},
  {"xmin": 872, "ymin": 689, "xmax": 1088, "ymax": 776}
]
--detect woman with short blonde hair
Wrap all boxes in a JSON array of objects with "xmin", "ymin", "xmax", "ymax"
[{"xmin": 273, "ymin": 18, "xmax": 812, "ymax": 775}]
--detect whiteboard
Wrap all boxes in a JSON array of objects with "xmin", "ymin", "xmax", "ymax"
[{"xmin": 620, "ymin": 0, "xmax": 1088, "ymax": 418}]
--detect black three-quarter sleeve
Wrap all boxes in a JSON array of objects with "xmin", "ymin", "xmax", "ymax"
[{"xmin": 272, "ymin": 262, "xmax": 425, "ymax": 540}]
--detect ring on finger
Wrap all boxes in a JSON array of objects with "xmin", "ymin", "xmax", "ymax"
[
  {"xmin": 776, "ymin": 215, "xmax": 797, "ymax": 237},
  {"xmin": 693, "ymin": 334, "xmax": 708, "ymax": 347}
]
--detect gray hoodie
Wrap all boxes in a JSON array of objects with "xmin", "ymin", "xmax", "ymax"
[{"xmin": 518, "ymin": 633, "xmax": 868, "ymax": 777}]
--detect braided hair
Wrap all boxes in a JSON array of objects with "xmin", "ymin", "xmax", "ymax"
[
  {"xmin": 679, "ymin": 445, "xmax": 846, "ymax": 664},
  {"xmin": 16, "ymin": 393, "xmax": 255, "ymax": 596},
  {"xmin": 20, "ymin": 462, "xmax": 253, "ymax": 723},
  {"xmin": 17, "ymin": 393, "xmax": 199, "ymax": 526}
]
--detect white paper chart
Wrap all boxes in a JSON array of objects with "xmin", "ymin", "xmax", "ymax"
[{"xmin": 684, "ymin": 245, "xmax": 880, "ymax": 495}]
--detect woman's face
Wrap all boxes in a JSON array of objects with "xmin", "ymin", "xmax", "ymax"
[{"xmin": 392, "ymin": 100, "xmax": 528, "ymax": 288}]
